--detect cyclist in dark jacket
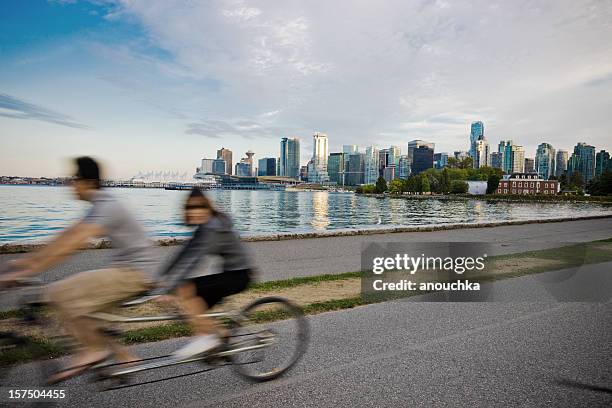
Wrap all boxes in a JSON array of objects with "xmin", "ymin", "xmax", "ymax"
[{"xmin": 156, "ymin": 188, "xmax": 253, "ymax": 360}]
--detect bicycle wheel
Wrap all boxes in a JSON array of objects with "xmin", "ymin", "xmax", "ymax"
[{"xmin": 229, "ymin": 296, "xmax": 308, "ymax": 382}]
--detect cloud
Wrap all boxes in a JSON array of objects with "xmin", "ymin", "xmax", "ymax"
[
  {"xmin": 186, "ymin": 117, "xmax": 301, "ymax": 141},
  {"xmin": 95, "ymin": 0, "xmax": 612, "ymax": 156},
  {"xmin": 0, "ymin": 93, "xmax": 90, "ymax": 129}
]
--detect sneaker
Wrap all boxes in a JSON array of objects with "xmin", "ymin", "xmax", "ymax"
[{"xmin": 172, "ymin": 334, "xmax": 221, "ymax": 361}]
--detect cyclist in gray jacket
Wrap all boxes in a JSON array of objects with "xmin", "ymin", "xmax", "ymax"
[{"xmin": 156, "ymin": 188, "xmax": 253, "ymax": 359}]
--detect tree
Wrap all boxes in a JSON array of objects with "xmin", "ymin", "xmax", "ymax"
[
  {"xmin": 486, "ymin": 174, "xmax": 501, "ymax": 195},
  {"xmin": 440, "ymin": 168, "xmax": 451, "ymax": 194},
  {"xmin": 569, "ymin": 172, "xmax": 584, "ymax": 188},
  {"xmin": 389, "ymin": 179, "xmax": 403, "ymax": 195},
  {"xmin": 420, "ymin": 174, "xmax": 430, "ymax": 193},
  {"xmin": 375, "ymin": 176, "xmax": 388, "ymax": 194},
  {"xmin": 450, "ymin": 180, "xmax": 468, "ymax": 194},
  {"xmin": 587, "ymin": 171, "xmax": 612, "ymax": 196},
  {"xmin": 448, "ymin": 156, "xmax": 473, "ymax": 169}
]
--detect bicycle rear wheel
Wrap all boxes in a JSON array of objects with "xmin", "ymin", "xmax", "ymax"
[{"xmin": 229, "ymin": 297, "xmax": 308, "ymax": 382}]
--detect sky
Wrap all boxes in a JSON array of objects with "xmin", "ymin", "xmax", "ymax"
[{"xmin": 1, "ymin": 0, "xmax": 611, "ymax": 179}]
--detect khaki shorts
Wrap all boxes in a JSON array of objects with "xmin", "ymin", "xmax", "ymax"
[{"xmin": 45, "ymin": 268, "xmax": 150, "ymax": 319}]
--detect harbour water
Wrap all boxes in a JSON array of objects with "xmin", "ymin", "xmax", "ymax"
[{"xmin": 1, "ymin": 185, "xmax": 611, "ymax": 244}]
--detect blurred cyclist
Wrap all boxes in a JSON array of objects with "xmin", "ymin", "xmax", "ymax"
[
  {"xmin": 154, "ymin": 187, "xmax": 253, "ymax": 360},
  {"xmin": 0, "ymin": 157, "xmax": 156, "ymax": 383}
]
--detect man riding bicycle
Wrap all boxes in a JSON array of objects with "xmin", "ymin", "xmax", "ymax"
[{"xmin": 0, "ymin": 157, "xmax": 156, "ymax": 383}]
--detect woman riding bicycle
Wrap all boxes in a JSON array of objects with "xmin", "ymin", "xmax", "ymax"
[{"xmin": 156, "ymin": 187, "xmax": 254, "ymax": 360}]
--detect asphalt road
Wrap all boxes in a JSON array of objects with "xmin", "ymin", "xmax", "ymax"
[{"xmin": 2, "ymin": 262, "xmax": 611, "ymax": 407}]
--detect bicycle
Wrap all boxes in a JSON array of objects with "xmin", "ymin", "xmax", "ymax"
[{"xmin": 0, "ymin": 277, "xmax": 309, "ymax": 391}]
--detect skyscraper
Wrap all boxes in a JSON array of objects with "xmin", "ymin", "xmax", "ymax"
[
  {"xmin": 524, "ymin": 158, "xmax": 535, "ymax": 173},
  {"xmin": 595, "ymin": 150, "xmax": 611, "ymax": 176},
  {"xmin": 364, "ymin": 146, "xmax": 379, "ymax": 184},
  {"xmin": 257, "ymin": 158, "xmax": 276, "ymax": 176},
  {"xmin": 398, "ymin": 155, "xmax": 410, "ymax": 179},
  {"xmin": 433, "ymin": 153, "xmax": 448, "ymax": 170},
  {"xmin": 490, "ymin": 152, "xmax": 503, "ymax": 169},
  {"xmin": 407, "ymin": 140, "xmax": 434, "ymax": 166},
  {"xmin": 498, "ymin": 141, "xmax": 525, "ymax": 174},
  {"xmin": 555, "ymin": 150, "xmax": 569, "ymax": 177},
  {"xmin": 342, "ymin": 145, "xmax": 358, "ymax": 154},
  {"xmin": 345, "ymin": 153, "xmax": 365, "ymax": 186},
  {"xmin": 512, "ymin": 146, "xmax": 525, "ymax": 173},
  {"xmin": 378, "ymin": 149, "xmax": 389, "ymax": 177},
  {"xmin": 535, "ymin": 143, "xmax": 556, "ymax": 179},
  {"xmin": 309, "ymin": 132, "xmax": 329, "ymax": 183},
  {"xmin": 411, "ymin": 146, "xmax": 434, "ymax": 175},
  {"xmin": 280, "ymin": 137, "xmax": 300, "ymax": 179},
  {"xmin": 216, "ymin": 147, "xmax": 233, "ymax": 175},
  {"xmin": 469, "ymin": 121, "xmax": 484, "ymax": 164},
  {"xmin": 474, "ymin": 138, "xmax": 490, "ymax": 168},
  {"xmin": 568, "ymin": 143, "xmax": 596, "ymax": 183},
  {"xmin": 327, "ymin": 152, "xmax": 344, "ymax": 185}
]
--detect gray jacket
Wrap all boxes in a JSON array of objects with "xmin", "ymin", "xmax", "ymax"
[{"xmin": 157, "ymin": 214, "xmax": 252, "ymax": 292}]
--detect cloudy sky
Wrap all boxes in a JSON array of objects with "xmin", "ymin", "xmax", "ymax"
[{"xmin": 1, "ymin": 0, "xmax": 611, "ymax": 178}]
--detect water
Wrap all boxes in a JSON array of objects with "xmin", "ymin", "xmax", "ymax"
[{"xmin": 1, "ymin": 185, "xmax": 611, "ymax": 244}]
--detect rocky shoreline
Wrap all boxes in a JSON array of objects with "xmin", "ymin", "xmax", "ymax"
[{"xmin": 2, "ymin": 213, "xmax": 611, "ymax": 254}]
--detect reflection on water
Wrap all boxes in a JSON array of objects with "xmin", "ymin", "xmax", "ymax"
[
  {"xmin": 0, "ymin": 185, "xmax": 611, "ymax": 243},
  {"xmin": 311, "ymin": 191, "xmax": 329, "ymax": 230}
]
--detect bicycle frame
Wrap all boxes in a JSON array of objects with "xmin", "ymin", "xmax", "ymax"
[{"xmin": 85, "ymin": 307, "xmax": 274, "ymax": 378}]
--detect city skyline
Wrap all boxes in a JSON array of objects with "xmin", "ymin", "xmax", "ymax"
[{"xmin": 1, "ymin": 1, "xmax": 612, "ymax": 178}]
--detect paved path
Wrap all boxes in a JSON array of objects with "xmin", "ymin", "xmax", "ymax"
[
  {"xmin": 1, "ymin": 218, "xmax": 611, "ymax": 310},
  {"xmin": 3, "ymin": 262, "xmax": 611, "ymax": 407}
]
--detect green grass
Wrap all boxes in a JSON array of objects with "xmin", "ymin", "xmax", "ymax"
[{"xmin": 248, "ymin": 271, "xmax": 362, "ymax": 291}]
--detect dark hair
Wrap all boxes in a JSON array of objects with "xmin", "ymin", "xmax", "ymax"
[
  {"xmin": 74, "ymin": 156, "xmax": 101, "ymax": 189},
  {"xmin": 185, "ymin": 187, "xmax": 224, "ymax": 217}
]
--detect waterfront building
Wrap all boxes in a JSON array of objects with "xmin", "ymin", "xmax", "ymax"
[
  {"xmin": 257, "ymin": 158, "xmax": 276, "ymax": 176},
  {"xmin": 328, "ymin": 152, "xmax": 344, "ymax": 185},
  {"xmin": 345, "ymin": 153, "xmax": 365, "ymax": 186},
  {"xmin": 408, "ymin": 140, "xmax": 434, "ymax": 166},
  {"xmin": 524, "ymin": 158, "xmax": 535, "ymax": 174},
  {"xmin": 378, "ymin": 148, "xmax": 389, "ymax": 177},
  {"xmin": 535, "ymin": 143, "xmax": 556, "ymax": 179},
  {"xmin": 276, "ymin": 157, "xmax": 281, "ymax": 176},
  {"xmin": 216, "ymin": 147, "xmax": 233, "ymax": 175},
  {"xmin": 388, "ymin": 145, "xmax": 402, "ymax": 168},
  {"xmin": 199, "ymin": 158, "xmax": 215, "ymax": 174},
  {"xmin": 309, "ymin": 132, "xmax": 330, "ymax": 183},
  {"xmin": 595, "ymin": 150, "xmax": 611, "ymax": 177},
  {"xmin": 300, "ymin": 165, "xmax": 308, "ymax": 181},
  {"xmin": 398, "ymin": 155, "xmax": 410, "ymax": 179},
  {"xmin": 555, "ymin": 150, "xmax": 569, "ymax": 177},
  {"xmin": 212, "ymin": 159, "xmax": 226, "ymax": 175},
  {"xmin": 280, "ymin": 137, "xmax": 301, "ymax": 179},
  {"xmin": 490, "ymin": 152, "xmax": 503, "ymax": 169},
  {"xmin": 567, "ymin": 143, "xmax": 596, "ymax": 183},
  {"xmin": 498, "ymin": 141, "xmax": 525, "ymax": 174},
  {"xmin": 235, "ymin": 162, "xmax": 251, "ymax": 177},
  {"xmin": 383, "ymin": 166, "xmax": 395, "ymax": 183},
  {"xmin": 496, "ymin": 173, "xmax": 560, "ymax": 195},
  {"xmin": 433, "ymin": 153, "xmax": 448, "ymax": 170},
  {"xmin": 364, "ymin": 146, "xmax": 380, "ymax": 185},
  {"xmin": 411, "ymin": 145, "xmax": 434, "ymax": 176}
]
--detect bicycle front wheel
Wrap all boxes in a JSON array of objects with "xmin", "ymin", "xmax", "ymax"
[{"xmin": 229, "ymin": 296, "xmax": 309, "ymax": 382}]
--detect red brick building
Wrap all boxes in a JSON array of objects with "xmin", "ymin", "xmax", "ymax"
[{"xmin": 496, "ymin": 173, "xmax": 559, "ymax": 195}]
